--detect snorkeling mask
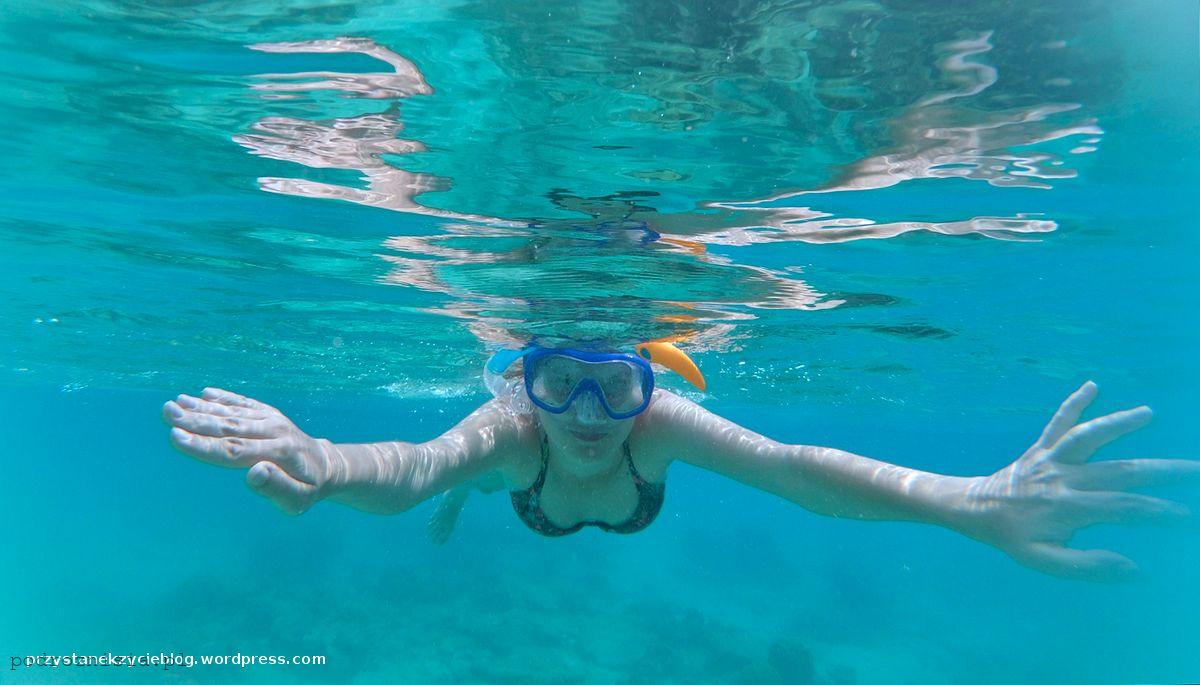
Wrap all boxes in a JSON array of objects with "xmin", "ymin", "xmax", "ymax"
[{"xmin": 487, "ymin": 342, "xmax": 705, "ymax": 420}]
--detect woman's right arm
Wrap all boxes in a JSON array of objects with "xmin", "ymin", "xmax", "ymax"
[{"xmin": 163, "ymin": 387, "xmax": 530, "ymax": 516}]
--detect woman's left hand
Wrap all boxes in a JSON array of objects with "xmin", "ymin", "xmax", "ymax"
[{"xmin": 956, "ymin": 381, "xmax": 1200, "ymax": 581}]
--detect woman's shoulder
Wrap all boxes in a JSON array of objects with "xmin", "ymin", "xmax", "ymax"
[
  {"xmin": 636, "ymin": 388, "xmax": 705, "ymax": 433},
  {"xmin": 477, "ymin": 403, "xmax": 542, "ymax": 491},
  {"xmin": 629, "ymin": 389, "xmax": 701, "ymax": 480}
]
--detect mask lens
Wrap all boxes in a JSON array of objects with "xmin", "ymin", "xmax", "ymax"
[
  {"xmin": 527, "ymin": 353, "xmax": 649, "ymax": 416},
  {"xmin": 591, "ymin": 360, "xmax": 645, "ymax": 413},
  {"xmin": 528, "ymin": 355, "xmax": 586, "ymax": 409}
]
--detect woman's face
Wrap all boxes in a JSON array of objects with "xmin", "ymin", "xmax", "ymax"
[
  {"xmin": 535, "ymin": 391, "xmax": 636, "ymax": 476},
  {"xmin": 524, "ymin": 349, "xmax": 650, "ymax": 475}
]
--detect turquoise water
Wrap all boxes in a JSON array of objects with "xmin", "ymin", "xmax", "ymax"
[{"xmin": 2, "ymin": 0, "xmax": 1198, "ymax": 682}]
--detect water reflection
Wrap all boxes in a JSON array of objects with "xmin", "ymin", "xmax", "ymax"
[
  {"xmin": 651, "ymin": 31, "xmax": 1099, "ymax": 246},
  {"xmin": 234, "ymin": 8, "xmax": 1106, "ymax": 349},
  {"xmin": 234, "ymin": 39, "xmax": 511, "ymax": 224},
  {"xmin": 247, "ymin": 38, "xmax": 433, "ymax": 99},
  {"xmin": 377, "ymin": 213, "xmax": 839, "ymax": 347},
  {"xmin": 236, "ymin": 37, "xmax": 840, "ymax": 348},
  {"xmin": 774, "ymin": 32, "xmax": 1102, "ymax": 194},
  {"xmin": 235, "ymin": 109, "xmax": 512, "ymax": 224}
]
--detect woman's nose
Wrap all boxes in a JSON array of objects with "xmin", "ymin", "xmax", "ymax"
[{"xmin": 573, "ymin": 391, "xmax": 607, "ymax": 424}]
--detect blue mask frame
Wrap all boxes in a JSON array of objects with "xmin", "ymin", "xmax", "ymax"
[{"xmin": 487, "ymin": 347, "xmax": 656, "ymax": 420}]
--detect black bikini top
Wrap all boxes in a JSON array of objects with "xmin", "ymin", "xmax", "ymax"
[{"xmin": 510, "ymin": 433, "xmax": 665, "ymax": 537}]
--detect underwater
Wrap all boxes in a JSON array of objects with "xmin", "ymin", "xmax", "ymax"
[{"xmin": 2, "ymin": 0, "xmax": 1198, "ymax": 683}]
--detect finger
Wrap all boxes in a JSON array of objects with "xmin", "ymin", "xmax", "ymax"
[
  {"xmin": 173, "ymin": 394, "xmax": 271, "ymax": 419},
  {"xmin": 427, "ymin": 516, "xmax": 452, "ymax": 545},
  {"xmin": 164, "ymin": 404, "xmax": 282, "ymax": 439},
  {"xmin": 1070, "ymin": 490, "xmax": 1190, "ymax": 526},
  {"xmin": 1068, "ymin": 459, "xmax": 1200, "ymax": 491},
  {"xmin": 201, "ymin": 387, "xmax": 276, "ymax": 412},
  {"xmin": 247, "ymin": 461, "xmax": 317, "ymax": 515},
  {"xmin": 1036, "ymin": 381, "xmax": 1098, "ymax": 448},
  {"xmin": 164, "ymin": 396, "xmax": 241, "ymax": 422},
  {"xmin": 168, "ymin": 428, "xmax": 292, "ymax": 468},
  {"xmin": 1020, "ymin": 542, "xmax": 1138, "ymax": 583},
  {"xmin": 427, "ymin": 489, "xmax": 468, "ymax": 545},
  {"xmin": 1049, "ymin": 406, "xmax": 1153, "ymax": 465},
  {"xmin": 164, "ymin": 398, "xmax": 241, "ymax": 427}
]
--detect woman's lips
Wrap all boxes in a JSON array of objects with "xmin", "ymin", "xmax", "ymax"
[{"xmin": 570, "ymin": 429, "xmax": 606, "ymax": 442}]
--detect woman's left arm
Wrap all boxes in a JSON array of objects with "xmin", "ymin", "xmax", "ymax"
[{"xmin": 643, "ymin": 382, "xmax": 1200, "ymax": 581}]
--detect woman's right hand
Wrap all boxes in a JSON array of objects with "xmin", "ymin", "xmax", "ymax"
[{"xmin": 163, "ymin": 387, "xmax": 337, "ymax": 515}]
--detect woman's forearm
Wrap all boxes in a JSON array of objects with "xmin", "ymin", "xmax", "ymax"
[
  {"xmin": 776, "ymin": 444, "xmax": 982, "ymax": 529},
  {"xmin": 316, "ymin": 438, "xmax": 426, "ymax": 514},
  {"xmin": 653, "ymin": 391, "xmax": 982, "ymax": 531},
  {"xmin": 314, "ymin": 400, "xmax": 525, "ymax": 515}
]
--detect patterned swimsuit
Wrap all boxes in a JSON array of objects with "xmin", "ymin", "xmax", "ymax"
[{"xmin": 510, "ymin": 433, "xmax": 665, "ymax": 537}]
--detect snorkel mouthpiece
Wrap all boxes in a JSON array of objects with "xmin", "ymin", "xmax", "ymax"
[
  {"xmin": 635, "ymin": 342, "xmax": 706, "ymax": 392},
  {"xmin": 485, "ymin": 347, "xmax": 527, "ymax": 375}
]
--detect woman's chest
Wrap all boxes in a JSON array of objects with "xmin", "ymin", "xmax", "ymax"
[{"xmin": 535, "ymin": 469, "xmax": 643, "ymax": 527}]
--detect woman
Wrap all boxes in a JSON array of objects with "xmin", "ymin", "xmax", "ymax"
[{"xmin": 162, "ymin": 342, "xmax": 1197, "ymax": 582}]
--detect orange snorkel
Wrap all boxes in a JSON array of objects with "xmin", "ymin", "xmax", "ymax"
[{"xmin": 634, "ymin": 341, "xmax": 706, "ymax": 392}]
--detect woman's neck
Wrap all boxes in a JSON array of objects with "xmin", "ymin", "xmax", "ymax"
[{"xmin": 543, "ymin": 438, "xmax": 626, "ymax": 493}]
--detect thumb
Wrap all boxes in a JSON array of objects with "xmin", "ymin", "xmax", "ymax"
[
  {"xmin": 1020, "ymin": 542, "xmax": 1140, "ymax": 583},
  {"xmin": 247, "ymin": 461, "xmax": 318, "ymax": 515}
]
